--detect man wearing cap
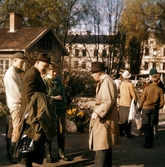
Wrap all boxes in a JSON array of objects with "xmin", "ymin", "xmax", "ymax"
[
  {"xmin": 19, "ymin": 53, "xmax": 52, "ymax": 167},
  {"xmin": 4, "ymin": 52, "xmax": 27, "ymax": 164},
  {"xmin": 138, "ymin": 74, "xmax": 164, "ymax": 149},
  {"xmin": 89, "ymin": 62, "xmax": 120, "ymax": 167},
  {"xmin": 144, "ymin": 68, "xmax": 165, "ymax": 137}
]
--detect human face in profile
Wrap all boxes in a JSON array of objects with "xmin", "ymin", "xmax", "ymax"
[
  {"xmin": 48, "ymin": 69, "xmax": 57, "ymax": 79},
  {"xmin": 92, "ymin": 72, "xmax": 100, "ymax": 82},
  {"xmin": 13, "ymin": 58, "xmax": 25, "ymax": 69},
  {"xmin": 36, "ymin": 61, "xmax": 49, "ymax": 75}
]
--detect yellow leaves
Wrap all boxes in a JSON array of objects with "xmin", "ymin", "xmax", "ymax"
[
  {"xmin": 67, "ymin": 108, "xmax": 84, "ymax": 118},
  {"xmin": 67, "ymin": 108, "xmax": 77, "ymax": 115},
  {"xmin": 77, "ymin": 111, "xmax": 84, "ymax": 118}
]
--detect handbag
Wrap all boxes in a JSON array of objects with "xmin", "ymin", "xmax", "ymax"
[
  {"xmin": 131, "ymin": 113, "xmax": 142, "ymax": 136},
  {"xmin": 66, "ymin": 119, "xmax": 77, "ymax": 132},
  {"xmin": 128, "ymin": 99, "xmax": 139, "ymax": 123}
]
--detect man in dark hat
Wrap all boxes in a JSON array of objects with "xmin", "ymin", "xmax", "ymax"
[
  {"xmin": 89, "ymin": 62, "xmax": 120, "ymax": 167},
  {"xmin": 4, "ymin": 52, "xmax": 27, "ymax": 164},
  {"xmin": 19, "ymin": 53, "xmax": 51, "ymax": 167}
]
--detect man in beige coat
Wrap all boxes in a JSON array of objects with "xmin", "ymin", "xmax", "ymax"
[{"xmin": 89, "ymin": 62, "xmax": 120, "ymax": 167}]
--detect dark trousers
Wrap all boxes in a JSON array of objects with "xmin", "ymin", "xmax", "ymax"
[
  {"xmin": 142, "ymin": 108, "xmax": 156, "ymax": 147},
  {"xmin": 95, "ymin": 148, "xmax": 112, "ymax": 167},
  {"xmin": 57, "ymin": 111, "xmax": 66, "ymax": 149}
]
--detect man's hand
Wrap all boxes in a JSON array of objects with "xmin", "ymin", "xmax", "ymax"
[
  {"xmin": 92, "ymin": 112, "xmax": 98, "ymax": 120},
  {"xmin": 55, "ymin": 95, "xmax": 62, "ymax": 100}
]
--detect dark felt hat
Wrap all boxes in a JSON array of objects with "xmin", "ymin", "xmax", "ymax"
[
  {"xmin": 91, "ymin": 62, "xmax": 106, "ymax": 73},
  {"xmin": 36, "ymin": 53, "xmax": 51, "ymax": 63},
  {"xmin": 13, "ymin": 52, "xmax": 27, "ymax": 59}
]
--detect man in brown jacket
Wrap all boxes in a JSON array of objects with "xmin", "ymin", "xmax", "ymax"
[
  {"xmin": 89, "ymin": 62, "xmax": 120, "ymax": 167},
  {"xmin": 138, "ymin": 74, "xmax": 164, "ymax": 149}
]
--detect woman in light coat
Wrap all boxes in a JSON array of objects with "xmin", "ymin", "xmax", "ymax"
[
  {"xmin": 119, "ymin": 70, "xmax": 137, "ymax": 138},
  {"xmin": 89, "ymin": 62, "xmax": 120, "ymax": 167}
]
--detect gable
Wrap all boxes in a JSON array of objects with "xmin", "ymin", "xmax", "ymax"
[{"xmin": 0, "ymin": 27, "xmax": 53, "ymax": 50}]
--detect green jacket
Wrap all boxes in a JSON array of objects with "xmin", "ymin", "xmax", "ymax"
[{"xmin": 43, "ymin": 76, "xmax": 67, "ymax": 113}]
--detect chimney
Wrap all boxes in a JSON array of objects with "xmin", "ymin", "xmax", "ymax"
[
  {"xmin": 9, "ymin": 12, "xmax": 23, "ymax": 32},
  {"xmin": 86, "ymin": 30, "xmax": 91, "ymax": 35}
]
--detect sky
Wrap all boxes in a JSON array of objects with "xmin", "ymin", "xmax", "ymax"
[{"xmin": 69, "ymin": 0, "xmax": 122, "ymax": 35}]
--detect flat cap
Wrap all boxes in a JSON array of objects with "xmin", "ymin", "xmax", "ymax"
[{"xmin": 13, "ymin": 52, "xmax": 27, "ymax": 59}]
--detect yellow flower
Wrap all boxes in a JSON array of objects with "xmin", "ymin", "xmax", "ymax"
[
  {"xmin": 67, "ymin": 109, "xmax": 72, "ymax": 115},
  {"xmin": 77, "ymin": 111, "xmax": 84, "ymax": 118},
  {"xmin": 72, "ymin": 108, "xmax": 77, "ymax": 113}
]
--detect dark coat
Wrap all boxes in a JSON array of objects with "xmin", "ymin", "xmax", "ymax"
[
  {"xmin": 20, "ymin": 66, "xmax": 47, "ymax": 118},
  {"xmin": 25, "ymin": 92, "xmax": 56, "ymax": 141}
]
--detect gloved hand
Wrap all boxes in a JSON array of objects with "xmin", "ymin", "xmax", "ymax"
[{"xmin": 92, "ymin": 112, "xmax": 98, "ymax": 120}]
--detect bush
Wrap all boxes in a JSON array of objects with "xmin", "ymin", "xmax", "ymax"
[{"xmin": 62, "ymin": 70, "xmax": 96, "ymax": 109}]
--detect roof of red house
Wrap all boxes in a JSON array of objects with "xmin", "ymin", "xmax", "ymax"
[{"xmin": 0, "ymin": 26, "xmax": 63, "ymax": 51}]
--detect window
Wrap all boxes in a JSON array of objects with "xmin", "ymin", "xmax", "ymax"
[
  {"xmin": 63, "ymin": 61, "xmax": 68, "ymax": 69},
  {"xmin": 38, "ymin": 34, "xmax": 52, "ymax": 51},
  {"xmin": 94, "ymin": 49, "xmax": 98, "ymax": 57},
  {"xmin": 82, "ymin": 62, "xmax": 86, "ymax": 69},
  {"xmin": 75, "ymin": 49, "xmax": 79, "ymax": 57},
  {"xmin": 145, "ymin": 48, "xmax": 149, "ymax": 56},
  {"xmin": 153, "ymin": 62, "xmax": 156, "ymax": 68},
  {"xmin": 74, "ymin": 61, "xmax": 78, "ymax": 68},
  {"xmin": 144, "ymin": 62, "xmax": 148, "ymax": 70},
  {"xmin": 150, "ymin": 41, "xmax": 154, "ymax": 45},
  {"xmin": 153, "ymin": 48, "xmax": 157, "ymax": 56},
  {"xmin": 0, "ymin": 59, "xmax": 9, "ymax": 76},
  {"xmin": 163, "ymin": 63, "xmax": 165, "ymax": 70},
  {"xmin": 164, "ymin": 48, "xmax": 165, "ymax": 56},
  {"xmin": 102, "ymin": 49, "xmax": 107, "ymax": 57},
  {"xmin": 82, "ymin": 49, "xmax": 86, "ymax": 56}
]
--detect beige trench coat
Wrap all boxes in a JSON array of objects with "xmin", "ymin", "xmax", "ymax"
[{"xmin": 89, "ymin": 74, "xmax": 120, "ymax": 151}]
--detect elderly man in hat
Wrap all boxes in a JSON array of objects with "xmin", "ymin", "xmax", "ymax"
[
  {"xmin": 18, "ymin": 53, "xmax": 55, "ymax": 167},
  {"xmin": 89, "ymin": 62, "xmax": 120, "ymax": 167},
  {"xmin": 4, "ymin": 52, "xmax": 27, "ymax": 164}
]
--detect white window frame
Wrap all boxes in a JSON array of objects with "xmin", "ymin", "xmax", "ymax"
[{"xmin": 0, "ymin": 59, "xmax": 10, "ymax": 76}]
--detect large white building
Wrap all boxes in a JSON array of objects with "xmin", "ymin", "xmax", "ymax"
[
  {"xmin": 141, "ymin": 33, "xmax": 165, "ymax": 81},
  {"xmin": 64, "ymin": 31, "xmax": 124, "ymax": 74},
  {"xmin": 64, "ymin": 31, "xmax": 165, "ymax": 82}
]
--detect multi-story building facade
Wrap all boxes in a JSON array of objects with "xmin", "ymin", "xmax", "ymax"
[
  {"xmin": 141, "ymin": 33, "xmax": 165, "ymax": 81},
  {"xmin": 64, "ymin": 31, "xmax": 125, "ymax": 76},
  {"xmin": 64, "ymin": 31, "xmax": 165, "ymax": 82}
]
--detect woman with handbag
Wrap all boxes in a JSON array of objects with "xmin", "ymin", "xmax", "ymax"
[
  {"xmin": 43, "ymin": 63, "xmax": 71, "ymax": 162},
  {"xmin": 118, "ymin": 70, "xmax": 137, "ymax": 138}
]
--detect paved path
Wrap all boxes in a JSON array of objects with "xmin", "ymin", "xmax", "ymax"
[{"xmin": 0, "ymin": 112, "xmax": 165, "ymax": 167}]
